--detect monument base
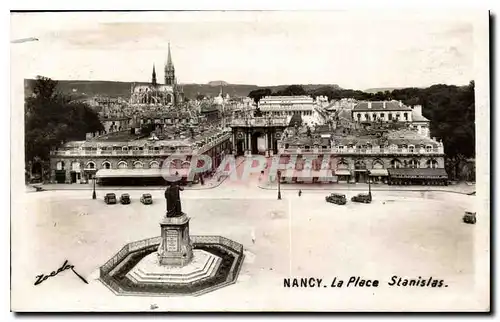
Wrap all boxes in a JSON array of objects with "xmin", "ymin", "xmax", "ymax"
[
  {"xmin": 157, "ymin": 213, "xmax": 194, "ymax": 267},
  {"xmin": 127, "ymin": 249, "xmax": 221, "ymax": 285}
]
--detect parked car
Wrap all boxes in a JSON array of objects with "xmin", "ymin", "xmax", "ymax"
[
  {"xmin": 120, "ymin": 193, "xmax": 131, "ymax": 204},
  {"xmin": 104, "ymin": 193, "xmax": 117, "ymax": 204},
  {"xmin": 325, "ymin": 193, "xmax": 347, "ymax": 205},
  {"xmin": 140, "ymin": 193, "xmax": 153, "ymax": 205},
  {"xmin": 462, "ymin": 211, "xmax": 476, "ymax": 224},
  {"xmin": 351, "ymin": 193, "xmax": 372, "ymax": 203}
]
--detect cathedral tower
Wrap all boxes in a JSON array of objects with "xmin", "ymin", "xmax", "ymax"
[
  {"xmin": 152, "ymin": 64, "xmax": 157, "ymax": 86},
  {"xmin": 165, "ymin": 42, "xmax": 175, "ymax": 86}
]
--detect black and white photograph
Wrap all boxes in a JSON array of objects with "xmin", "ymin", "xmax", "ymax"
[{"xmin": 10, "ymin": 10, "xmax": 490, "ymax": 312}]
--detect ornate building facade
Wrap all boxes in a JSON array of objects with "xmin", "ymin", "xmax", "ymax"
[
  {"xmin": 275, "ymin": 128, "xmax": 446, "ymax": 185},
  {"xmin": 49, "ymin": 128, "xmax": 232, "ymax": 185},
  {"xmin": 257, "ymin": 96, "xmax": 324, "ymax": 126},
  {"xmin": 352, "ymin": 101, "xmax": 430, "ymax": 137}
]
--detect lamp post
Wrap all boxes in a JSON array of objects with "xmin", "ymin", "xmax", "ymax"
[
  {"xmin": 367, "ymin": 170, "xmax": 372, "ymax": 200},
  {"xmin": 86, "ymin": 168, "xmax": 97, "ymax": 199},
  {"xmin": 277, "ymin": 170, "xmax": 282, "ymax": 200}
]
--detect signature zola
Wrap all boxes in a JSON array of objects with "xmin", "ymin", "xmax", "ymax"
[{"xmin": 34, "ymin": 260, "xmax": 88, "ymax": 286}]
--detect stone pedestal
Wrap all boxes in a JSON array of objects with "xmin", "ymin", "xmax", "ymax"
[{"xmin": 157, "ymin": 213, "xmax": 193, "ymax": 266}]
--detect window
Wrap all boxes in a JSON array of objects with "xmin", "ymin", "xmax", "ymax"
[
  {"xmin": 409, "ymin": 159, "xmax": 420, "ymax": 168},
  {"xmin": 372, "ymin": 160, "xmax": 384, "ymax": 169},
  {"xmin": 56, "ymin": 161, "xmax": 65, "ymax": 171},
  {"xmin": 408, "ymin": 145, "xmax": 415, "ymax": 153},
  {"xmin": 426, "ymin": 145, "xmax": 433, "ymax": 153},
  {"xmin": 380, "ymin": 113, "xmax": 385, "ymax": 119},
  {"xmin": 404, "ymin": 112, "xmax": 408, "ymax": 121},
  {"xmin": 337, "ymin": 161, "xmax": 349, "ymax": 170},
  {"xmin": 71, "ymin": 162, "xmax": 80, "ymax": 171},
  {"xmin": 426, "ymin": 159, "xmax": 438, "ymax": 169},
  {"xmin": 134, "ymin": 161, "xmax": 144, "ymax": 169},
  {"xmin": 388, "ymin": 114, "xmax": 393, "ymax": 121},
  {"xmin": 390, "ymin": 159, "xmax": 402, "ymax": 169},
  {"xmin": 102, "ymin": 161, "xmax": 111, "ymax": 169},
  {"xmin": 117, "ymin": 161, "xmax": 128, "ymax": 169},
  {"xmin": 86, "ymin": 161, "xmax": 96, "ymax": 169},
  {"xmin": 355, "ymin": 161, "xmax": 366, "ymax": 170},
  {"xmin": 150, "ymin": 161, "xmax": 160, "ymax": 169}
]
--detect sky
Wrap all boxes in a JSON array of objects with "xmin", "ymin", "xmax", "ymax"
[{"xmin": 10, "ymin": 11, "xmax": 479, "ymax": 90}]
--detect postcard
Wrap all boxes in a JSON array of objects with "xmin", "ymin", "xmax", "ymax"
[{"xmin": 10, "ymin": 10, "xmax": 490, "ymax": 312}]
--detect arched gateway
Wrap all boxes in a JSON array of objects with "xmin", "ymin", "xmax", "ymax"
[{"xmin": 230, "ymin": 116, "xmax": 288, "ymax": 157}]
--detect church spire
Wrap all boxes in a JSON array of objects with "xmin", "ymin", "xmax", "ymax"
[
  {"xmin": 152, "ymin": 64, "xmax": 157, "ymax": 86},
  {"xmin": 167, "ymin": 42, "xmax": 173, "ymax": 67},
  {"xmin": 165, "ymin": 42, "xmax": 175, "ymax": 85}
]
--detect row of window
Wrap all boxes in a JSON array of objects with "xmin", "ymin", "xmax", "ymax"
[
  {"xmin": 284, "ymin": 144, "xmax": 436, "ymax": 152},
  {"xmin": 278, "ymin": 159, "xmax": 440, "ymax": 170},
  {"xmin": 356, "ymin": 112, "xmax": 409, "ymax": 121},
  {"xmin": 56, "ymin": 160, "xmax": 192, "ymax": 171},
  {"xmin": 263, "ymin": 111, "xmax": 314, "ymax": 116}
]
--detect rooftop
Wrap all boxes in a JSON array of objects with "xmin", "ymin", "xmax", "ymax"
[
  {"xmin": 353, "ymin": 101, "xmax": 412, "ymax": 112},
  {"xmin": 281, "ymin": 128, "xmax": 439, "ymax": 147},
  {"xmin": 261, "ymin": 96, "xmax": 313, "ymax": 100},
  {"xmin": 411, "ymin": 111, "xmax": 430, "ymax": 122},
  {"xmin": 62, "ymin": 125, "xmax": 228, "ymax": 149}
]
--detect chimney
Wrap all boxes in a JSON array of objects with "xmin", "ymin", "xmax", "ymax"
[
  {"xmin": 399, "ymin": 100, "xmax": 403, "ymax": 107},
  {"xmin": 368, "ymin": 102, "xmax": 372, "ymax": 109},
  {"xmin": 383, "ymin": 101, "xmax": 386, "ymax": 109}
]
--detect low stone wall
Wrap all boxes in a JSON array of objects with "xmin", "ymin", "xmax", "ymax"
[{"xmin": 99, "ymin": 235, "xmax": 244, "ymax": 280}]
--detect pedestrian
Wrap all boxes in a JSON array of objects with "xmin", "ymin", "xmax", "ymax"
[{"xmin": 298, "ymin": 190, "xmax": 302, "ymax": 197}]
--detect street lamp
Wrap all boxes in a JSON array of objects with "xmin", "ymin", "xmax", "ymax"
[
  {"xmin": 86, "ymin": 168, "xmax": 97, "ymax": 199},
  {"xmin": 277, "ymin": 170, "xmax": 282, "ymax": 200},
  {"xmin": 367, "ymin": 170, "xmax": 372, "ymax": 200}
]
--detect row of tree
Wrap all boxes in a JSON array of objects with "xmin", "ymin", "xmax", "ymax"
[{"xmin": 25, "ymin": 76, "xmax": 104, "ymax": 164}]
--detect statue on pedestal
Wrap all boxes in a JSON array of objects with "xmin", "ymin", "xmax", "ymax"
[
  {"xmin": 159, "ymin": 179, "xmax": 193, "ymax": 266},
  {"xmin": 165, "ymin": 181, "xmax": 184, "ymax": 217}
]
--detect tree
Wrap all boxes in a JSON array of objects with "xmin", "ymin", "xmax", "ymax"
[
  {"xmin": 25, "ymin": 76, "xmax": 103, "ymax": 165},
  {"xmin": 196, "ymin": 94, "xmax": 205, "ymax": 101},
  {"xmin": 276, "ymin": 85, "xmax": 307, "ymax": 96},
  {"xmin": 140, "ymin": 123, "xmax": 155, "ymax": 136},
  {"xmin": 248, "ymin": 88, "xmax": 272, "ymax": 103}
]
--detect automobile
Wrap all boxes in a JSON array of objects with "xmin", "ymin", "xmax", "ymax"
[
  {"xmin": 120, "ymin": 193, "xmax": 131, "ymax": 204},
  {"xmin": 140, "ymin": 193, "xmax": 153, "ymax": 205},
  {"xmin": 462, "ymin": 211, "xmax": 476, "ymax": 224},
  {"xmin": 325, "ymin": 193, "xmax": 347, "ymax": 205},
  {"xmin": 104, "ymin": 193, "xmax": 117, "ymax": 204},
  {"xmin": 351, "ymin": 193, "xmax": 372, "ymax": 203}
]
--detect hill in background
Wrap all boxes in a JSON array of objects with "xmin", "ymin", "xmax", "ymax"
[
  {"xmin": 24, "ymin": 79, "xmax": 341, "ymax": 99},
  {"xmin": 364, "ymin": 87, "xmax": 409, "ymax": 93}
]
